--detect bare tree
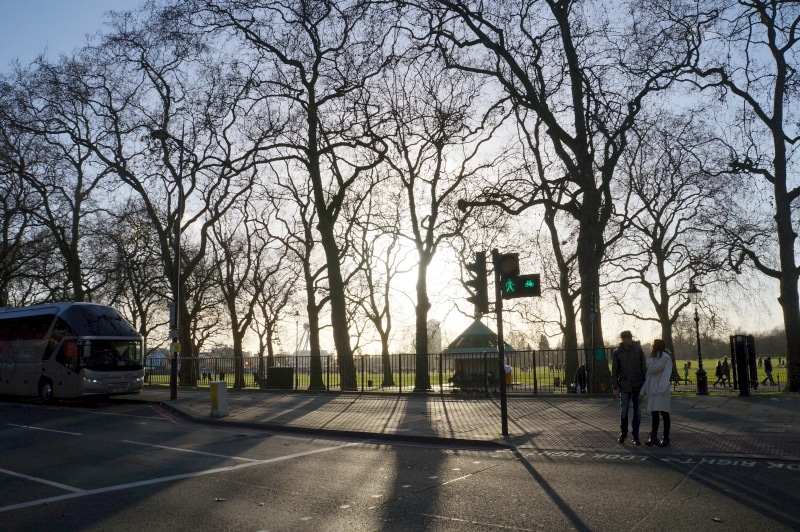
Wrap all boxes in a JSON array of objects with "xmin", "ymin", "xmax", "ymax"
[
  {"xmin": 690, "ymin": 0, "xmax": 800, "ymax": 391},
  {"xmin": 0, "ymin": 86, "xmax": 48, "ymax": 306},
  {"xmin": 57, "ymin": 11, "xmax": 274, "ymax": 385},
  {"xmin": 211, "ymin": 194, "xmax": 300, "ymax": 388},
  {"xmin": 95, "ymin": 199, "xmax": 171, "ymax": 355},
  {"xmin": 605, "ymin": 111, "xmax": 734, "ymax": 354},
  {"xmin": 414, "ymin": 0, "xmax": 712, "ymax": 392},
  {"xmin": 263, "ymin": 165, "xmax": 328, "ymax": 390},
  {"xmin": 346, "ymin": 182, "xmax": 414, "ymax": 387},
  {"xmin": 195, "ymin": 0, "xmax": 392, "ymax": 389},
  {"xmin": 1, "ymin": 59, "xmax": 117, "ymax": 302},
  {"xmin": 376, "ymin": 49, "xmax": 508, "ymax": 390}
]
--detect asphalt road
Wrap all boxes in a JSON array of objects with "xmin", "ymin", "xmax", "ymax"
[{"xmin": 1, "ymin": 400, "xmax": 799, "ymax": 531}]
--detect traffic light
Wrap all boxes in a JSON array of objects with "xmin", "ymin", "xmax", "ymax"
[
  {"xmin": 494, "ymin": 251, "xmax": 541, "ymax": 299},
  {"xmin": 495, "ymin": 253, "xmax": 519, "ymax": 280},
  {"xmin": 500, "ymin": 273, "xmax": 541, "ymax": 299},
  {"xmin": 465, "ymin": 251, "xmax": 489, "ymax": 314}
]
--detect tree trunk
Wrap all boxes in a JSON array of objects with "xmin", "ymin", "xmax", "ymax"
[
  {"xmin": 306, "ymin": 299, "xmax": 326, "ymax": 391},
  {"xmin": 413, "ymin": 258, "xmax": 431, "ymax": 391}
]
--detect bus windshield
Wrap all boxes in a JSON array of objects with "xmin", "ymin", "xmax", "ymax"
[
  {"xmin": 80, "ymin": 340, "xmax": 143, "ymax": 371},
  {"xmin": 63, "ymin": 305, "xmax": 138, "ymax": 337}
]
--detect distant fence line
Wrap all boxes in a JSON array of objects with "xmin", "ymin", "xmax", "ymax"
[
  {"xmin": 144, "ymin": 348, "xmax": 607, "ymax": 394},
  {"xmin": 144, "ymin": 348, "xmax": 787, "ymax": 395}
]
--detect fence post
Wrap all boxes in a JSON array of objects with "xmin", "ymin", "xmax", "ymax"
[
  {"xmin": 399, "ymin": 353, "xmax": 403, "ymax": 393},
  {"xmin": 438, "ymin": 353, "xmax": 443, "ymax": 395}
]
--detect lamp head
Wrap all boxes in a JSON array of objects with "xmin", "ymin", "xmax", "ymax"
[{"xmin": 687, "ymin": 283, "xmax": 702, "ymax": 305}]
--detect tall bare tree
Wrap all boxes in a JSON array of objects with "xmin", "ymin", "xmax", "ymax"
[
  {"xmin": 2, "ymin": 59, "xmax": 117, "ymax": 302},
  {"xmin": 48, "ymin": 11, "xmax": 274, "ymax": 384},
  {"xmin": 414, "ymin": 0, "xmax": 712, "ymax": 391},
  {"xmin": 196, "ymin": 0, "xmax": 392, "ymax": 389},
  {"xmin": 691, "ymin": 0, "xmax": 800, "ymax": 391},
  {"xmin": 376, "ymin": 49, "xmax": 507, "ymax": 390},
  {"xmin": 0, "ymin": 85, "xmax": 48, "ymax": 306},
  {"xmin": 346, "ymin": 182, "xmax": 413, "ymax": 387},
  {"xmin": 605, "ymin": 111, "xmax": 734, "ymax": 354},
  {"xmin": 95, "ymin": 200, "xmax": 171, "ymax": 355},
  {"xmin": 264, "ymin": 165, "xmax": 328, "ymax": 390}
]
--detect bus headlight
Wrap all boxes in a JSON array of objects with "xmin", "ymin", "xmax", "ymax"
[{"xmin": 83, "ymin": 377, "xmax": 102, "ymax": 384}]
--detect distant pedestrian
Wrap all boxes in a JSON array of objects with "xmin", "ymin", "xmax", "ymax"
[
  {"xmin": 721, "ymin": 357, "xmax": 731, "ymax": 387},
  {"xmin": 612, "ymin": 330, "xmax": 647, "ymax": 445},
  {"xmin": 573, "ymin": 364, "xmax": 587, "ymax": 393},
  {"xmin": 713, "ymin": 361, "xmax": 724, "ymax": 387},
  {"xmin": 762, "ymin": 356, "xmax": 776, "ymax": 385},
  {"xmin": 683, "ymin": 361, "xmax": 691, "ymax": 384},
  {"xmin": 643, "ymin": 339, "xmax": 673, "ymax": 447}
]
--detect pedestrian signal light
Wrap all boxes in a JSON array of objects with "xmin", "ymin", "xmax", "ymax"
[{"xmin": 501, "ymin": 273, "xmax": 541, "ymax": 299}]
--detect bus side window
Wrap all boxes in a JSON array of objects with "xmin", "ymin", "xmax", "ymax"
[
  {"xmin": 55, "ymin": 341, "xmax": 79, "ymax": 372},
  {"xmin": 48, "ymin": 318, "xmax": 77, "ymax": 361}
]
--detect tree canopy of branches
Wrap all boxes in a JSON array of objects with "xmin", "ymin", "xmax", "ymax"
[{"xmin": 1, "ymin": 0, "xmax": 797, "ymax": 394}]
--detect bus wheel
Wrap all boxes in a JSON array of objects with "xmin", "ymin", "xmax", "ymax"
[{"xmin": 38, "ymin": 379, "xmax": 54, "ymax": 405}]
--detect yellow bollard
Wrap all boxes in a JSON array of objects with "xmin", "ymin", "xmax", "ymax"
[{"xmin": 210, "ymin": 380, "xmax": 228, "ymax": 417}]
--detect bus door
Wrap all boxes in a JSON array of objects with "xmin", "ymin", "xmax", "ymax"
[{"xmin": 52, "ymin": 339, "xmax": 81, "ymax": 398}]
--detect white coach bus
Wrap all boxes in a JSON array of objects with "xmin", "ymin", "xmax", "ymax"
[{"xmin": 0, "ymin": 302, "xmax": 144, "ymax": 403}]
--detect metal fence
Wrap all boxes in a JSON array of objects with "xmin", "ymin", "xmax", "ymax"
[
  {"xmin": 144, "ymin": 348, "xmax": 789, "ymax": 395},
  {"xmin": 145, "ymin": 349, "xmax": 615, "ymax": 394}
]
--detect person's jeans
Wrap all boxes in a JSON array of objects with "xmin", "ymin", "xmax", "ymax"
[{"xmin": 619, "ymin": 391, "xmax": 641, "ymax": 437}]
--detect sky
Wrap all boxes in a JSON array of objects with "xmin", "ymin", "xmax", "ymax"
[{"xmin": 0, "ymin": 0, "xmax": 144, "ymax": 70}]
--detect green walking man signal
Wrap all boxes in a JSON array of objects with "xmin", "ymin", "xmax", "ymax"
[{"xmin": 501, "ymin": 273, "xmax": 541, "ymax": 299}]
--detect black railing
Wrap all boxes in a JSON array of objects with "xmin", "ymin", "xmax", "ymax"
[
  {"xmin": 144, "ymin": 348, "xmax": 784, "ymax": 394},
  {"xmin": 144, "ymin": 349, "xmax": 615, "ymax": 394}
]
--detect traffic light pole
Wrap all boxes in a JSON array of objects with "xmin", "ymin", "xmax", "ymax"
[{"xmin": 492, "ymin": 249, "xmax": 509, "ymax": 437}]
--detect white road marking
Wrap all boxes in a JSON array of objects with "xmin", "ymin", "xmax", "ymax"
[
  {"xmin": 122, "ymin": 440, "xmax": 262, "ymax": 462},
  {"xmin": 0, "ymin": 440, "xmax": 364, "ymax": 513},
  {"xmin": 6, "ymin": 424, "xmax": 82, "ymax": 436},
  {"xmin": 442, "ymin": 474, "xmax": 473, "ymax": 485},
  {"xmin": 0, "ymin": 467, "xmax": 85, "ymax": 493}
]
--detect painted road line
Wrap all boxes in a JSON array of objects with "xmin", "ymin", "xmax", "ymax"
[
  {"xmin": 0, "ymin": 440, "xmax": 365, "ymax": 513},
  {"xmin": 122, "ymin": 440, "xmax": 264, "ymax": 462},
  {"xmin": 6, "ymin": 423, "xmax": 82, "ymax": 436},
  {"xmin": 0, "ymin": 467, "xmax": 85, "ymax": 493}
]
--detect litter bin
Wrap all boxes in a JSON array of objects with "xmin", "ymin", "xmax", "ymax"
[{"xmin": 266, "ymin": 367, "xmax": 294, "ymax": 389}]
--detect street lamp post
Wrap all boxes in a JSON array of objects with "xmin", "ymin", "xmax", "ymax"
[
  {"xmin": 688, "ymin": 283, "xmax": 708, "ymax": 396},
  {"xmin": 151, "ymin": 127, "xmax": 183, "ymax": 401}
]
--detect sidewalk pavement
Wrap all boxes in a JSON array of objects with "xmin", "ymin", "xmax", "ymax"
[{"xmin": 122, "ymin": 387, "xmax": 800, "ymax": 461}]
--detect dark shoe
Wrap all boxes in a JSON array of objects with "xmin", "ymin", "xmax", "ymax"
[
  {"xmin": 659, "ymin": 437, "xmax": 670, "ymax": 447},
  {"xmin": 645, "ymin": 435, "xmax": 658, "ymax": 447},
  {"xmin": 633, "ymin": 436, "xmax": 641, "ymax": 445},
  {"xmin": 617, "ymin": 434, "xmax": 627, "ymax": 444}
]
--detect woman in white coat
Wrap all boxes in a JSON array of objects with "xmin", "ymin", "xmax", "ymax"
[{"xmin": 643, "ymin": 339, "xmax": 672, "ymax": 447}]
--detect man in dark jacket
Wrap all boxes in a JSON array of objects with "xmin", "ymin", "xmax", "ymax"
[{"xmin": 612, "ymin": 330, "xmax": 647, "ymax": 445}]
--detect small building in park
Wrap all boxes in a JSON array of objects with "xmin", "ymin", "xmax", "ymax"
[{"xmin": 442, "ymin": 318, "xmax": 516, "ymax": 390}]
